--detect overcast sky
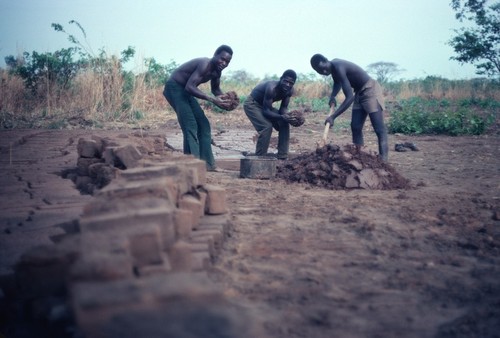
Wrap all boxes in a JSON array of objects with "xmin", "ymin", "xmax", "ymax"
[{"xmin": 0, "ymin": 0, "xmax": 480, "ymax": 80}]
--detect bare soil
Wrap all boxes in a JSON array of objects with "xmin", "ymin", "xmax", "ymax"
[{"xmin": 1, "ymin": 108, "xmax": 499, "ymax": 338}]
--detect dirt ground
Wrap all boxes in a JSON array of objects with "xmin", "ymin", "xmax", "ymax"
[{"xmin": 1, "ymin": 107, "xmax": 499, "ymax": 337}]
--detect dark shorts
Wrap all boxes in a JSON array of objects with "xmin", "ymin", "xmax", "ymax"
[{"xmin": 353, "ymin": 79, "xmax": 385, "ymax": 113}]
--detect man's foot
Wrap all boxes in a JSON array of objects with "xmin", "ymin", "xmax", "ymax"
[{"xmin": 208, "ymin": 167, "xmax": 231, "ymax": 173}]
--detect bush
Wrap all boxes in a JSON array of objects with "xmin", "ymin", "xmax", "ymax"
[{"xmin": 388, "ymin": 97, "xmax": 497, "ymax": 135}]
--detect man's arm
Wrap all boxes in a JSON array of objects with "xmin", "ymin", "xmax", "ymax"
[
  {"xmin": 184, "ymin": 61, "xmax": 230, "ymax": 109},
  {"xmin": 278, "ymin": 89, "xmax": 293, "ymax": 115},
  {"xmin": 326, "ymin": 67, "xmax": 355, "ymax": 124},
  {"xmin": 184, "ymin": 61, "xmax": 216, "ymax": 102},
  {"xmin": 210, "ymin": 76, "xmax": 224, "ymax": 97}
]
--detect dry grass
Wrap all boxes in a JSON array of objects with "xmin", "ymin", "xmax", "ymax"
[{"xmin": 0, "ymin": 66, "xmax": 498, "ymax": 130}]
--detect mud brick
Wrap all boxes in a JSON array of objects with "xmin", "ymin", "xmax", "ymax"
[
  {"xmin": 189, "ymin": 234, "xmax": 215, "ymax": 257},
  {"xmin": 199, "ymin": 214, "xmax": 233, "ymax": 236},
  {"xmin": 127, "ymin": 224, "xmax": 165, "ymax": 267},
  {"xmin": 174, "ymin": 208, "xmax": 193, "ymax": 240},
  {"xmin": 79, "ymin": 206, "xmax": 176, "ymax": 251},
  {"xmin": 73, "ymin": 273, "xmax": 256, "ymax": 338},
  {"xmin": 90, "ymin": 135, "xmax": 105, "ymax": 155},
  {"xmin": 180, "ymin": 158, "xmax": 207, "ymax": 186},
  {"xmin": 191, "ymin": 251, "xmax": 211, "ymax": 271},
  {"xmin": 189, "ymin": 241, "xmax": 214, "ymax": 259},
  {"xmin": 77, "ymin": 138, "xmax": 99, "ymax": 158},
  {"xmin": 114, "ymin": 144, "xmax": 143, "ymax": 169},
  {"xmin": 83, "ymin": 195, "xmax": 172, "ymax": 217},
  {"xmin": 102, "ymin": 147, "xmax": 117, "ymax": 166},
  {"xmin": 14, "ymin": 244, "xmax": 77, "ymax": 298},
  {"xmin": 69, "ymin": 252, "xmax": 133, "ymax": 282},
  {"xmin": 178, "ymin": 194, "xmax": 204, "ymax": 228},
  {"xmin": 191, "ymin": 228, "xmax": 224, "ymax": 253},
  {"xmin": 77, "ymin": 157, "xmax": 102, "ymax": 176},
  {"xmin": 142, "ymin": 158, "xmax": 199, "ymax": 193},
  {"xmin": 120, "ymin": 165, "xmax": 196, "ymax": 202},
  {"xmin": 96, "ymin": 176, "xmax": 179, "ymax": 205},
  {"xmin": 168, "ymin": 240, "xmax": 193, "ymax": 272},
  {"xmin": 136, "ymin": 256, "xmax": 171, "ymax": 277},
  {"xmin": 120, "ymin": 163, "xmax": 183, "ymax": 181},
  {"xmin": 196, "ymin": 189, "xmax": 208, "ymax": 213},
  {"xmin": 71, "ymin": 279, "xmax": 146, "ymax": 337},
  {"xmin": 202, "ymin": 184, "xmax": 228, "ymax": 215}
]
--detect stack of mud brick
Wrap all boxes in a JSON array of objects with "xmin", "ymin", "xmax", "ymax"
[{"xmin": 8, "ymin": 136, "xmax": 260, "ymax": 337}]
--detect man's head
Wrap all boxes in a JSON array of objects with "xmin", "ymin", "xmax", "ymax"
[
  {"xmin": 279, "ymin": 69, "xmax": 297, "ymax": 94},
  {"xmin": 281, "ymin": 69, "xmax": 297, "ymax": 82},
  {"xmin": 213, "ymin": 45, "xmax": 233, "ymax": 72},
  {"xmin": 310, "ymin": 54, "xmax": 330, "ymax": 75}
]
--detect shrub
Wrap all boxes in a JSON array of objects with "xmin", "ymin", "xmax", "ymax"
[{"xmin": 388, "ymin": 97, "xmax": 497, "ymax": 135}]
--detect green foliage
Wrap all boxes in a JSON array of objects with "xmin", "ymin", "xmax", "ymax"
[
  {"xmin": 449, "ymin": 0, "xmax": 500, "ymax": 77},
  {"xmin": 5, "ymin": 48, "xmax": 82, "ymax": 93},
  {"xmin": 388, "ymin": 97, "xmax": 497, "ymax": 135},
  {"xmin": 143, "ymin": 58, "xmax": 178, "ymax": 86}
]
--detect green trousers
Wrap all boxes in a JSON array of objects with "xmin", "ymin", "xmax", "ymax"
[{"xmin": 163, "ymin": 79, "xmax": 216, "ymax": 170}]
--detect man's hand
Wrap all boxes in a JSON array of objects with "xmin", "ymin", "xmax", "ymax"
[
  {"xmin": 213, "ymin": 97, "xmax": 232, "ymax": 110},
  {"xmin": 214, "ymin": 91, "xmax": 239, "ymax": 111},
  {"xmin": 325, "ymin": 115, "xmax": 334, "ymax": 127}
]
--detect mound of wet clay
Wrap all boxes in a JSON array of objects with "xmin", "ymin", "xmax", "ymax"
[{"xmin": 277, "ymin": 144, "xmax": 412, "ymax": 190}]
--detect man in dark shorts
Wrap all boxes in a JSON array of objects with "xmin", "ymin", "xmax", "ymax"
[
  {"xmin": 243, "ymin": 69, "xmax": 297, "ymax": 160},
  {"xmin": 310, "ymin": 54, "xmax": 388, "ymax": 161},
  {"xmin": 163, "ymin": 45, "xmax": 234, "ymax": 171}
]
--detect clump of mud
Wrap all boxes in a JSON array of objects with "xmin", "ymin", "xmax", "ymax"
[
  {"xmin": 220, "ymin": 91, "xmax": 240, "ymax": 111},
  {"xmin": 277, "ymin": 144, "xmax": 412, "ymax": 190},
  {"xmin": 283, "ymin": 109, "xmax": 305, "ymax": 127}
]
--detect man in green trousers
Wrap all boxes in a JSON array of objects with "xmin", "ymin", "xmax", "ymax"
[{"xmin": 163, "ymin": 45, "xmax": 234, "ymax": 171}]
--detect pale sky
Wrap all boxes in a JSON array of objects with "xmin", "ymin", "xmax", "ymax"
[{"xmin": 0, "ymin": 0, "xmax": 480, "ymax": 80}]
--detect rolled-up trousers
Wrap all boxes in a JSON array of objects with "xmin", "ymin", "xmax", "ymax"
[{"xmin": 243, "ymin": 95, "xmax": 289, "ymax": 158}]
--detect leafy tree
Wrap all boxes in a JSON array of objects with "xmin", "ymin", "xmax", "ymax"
[
  {"xmin": 5, "ymin": 48, "xmax": 82, "ymax": 93},
  {"xmin": 366, "ymin": 61, "xmax": 404, "ymax": 83},
  {"xmin": 143, "ymin": 57, "xmax": 178, "ymax": 86},
  {"xmin": 449, "ymin": 0, "xmax": 500, "ymax": 77}
]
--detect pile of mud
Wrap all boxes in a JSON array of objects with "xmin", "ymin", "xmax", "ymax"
[{"xmin": 277, "ymin": 144, "xmax": 412, "ymax": 190}]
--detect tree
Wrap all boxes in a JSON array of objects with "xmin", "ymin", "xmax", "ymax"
[
  {"xmin": 366, "ymin": 61, "xmax": 404, "ymax": 83},
  {"xmin": 143, "ymin": 57, "xmax": 178, "ymax": 86},
  {"xmin": 448, "ymin": 0, "xmax": 500, "ymax": 77}
]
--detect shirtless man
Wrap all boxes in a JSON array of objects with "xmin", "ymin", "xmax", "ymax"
[
  {"xmin": 243, "ymin": 69, "xmax": 297, "ymax": 160},
  {"xmin": 310, "ymin": 54, "xmax": 388, "ymax": 161},
  {"xmin": 163, "ymin": 45, "xmax": 233, "ymax": 171}
]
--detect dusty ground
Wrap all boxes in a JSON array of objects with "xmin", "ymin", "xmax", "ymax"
[{"xmin": 1, "ymin": 107, "xmax": 499, "ymax": 337}]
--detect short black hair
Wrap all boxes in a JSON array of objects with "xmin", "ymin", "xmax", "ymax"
[
  {"xmin": 310, "ymin": 54, "xmax": 328, "ymax": 68},
  {"xmin": 281, "ymin": 69, "xmax": 297, "ymax": 81},
  {"xmin": 215, "ymin": 45, "xmax": 233, "ymax": 56}
]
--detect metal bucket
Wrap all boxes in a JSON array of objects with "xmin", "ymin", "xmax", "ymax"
[{"xmin": 240, "ymin": 156, "xmax": 277, "ymax": 179}]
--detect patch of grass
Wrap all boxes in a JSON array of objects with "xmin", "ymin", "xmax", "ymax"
[{"xmin": 388, "ymin": 97, "xmax": 497, "ymax": 135}]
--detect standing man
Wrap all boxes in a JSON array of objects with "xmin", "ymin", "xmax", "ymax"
[
  {"xmin": 163, "ymin": 45, "xmax": 234, "ymax": 171},
  {"xmin": 243, "ymin": 69, "xmax": 297, "ymax": 160},
  {"xmin": 310, "ymin": 54, "xmax": 388, "ymax": 161}
]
